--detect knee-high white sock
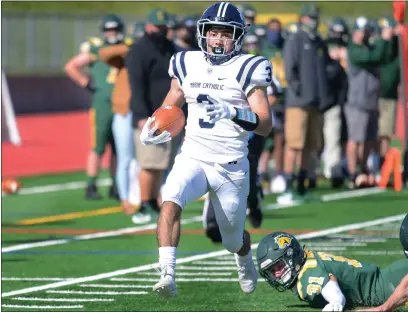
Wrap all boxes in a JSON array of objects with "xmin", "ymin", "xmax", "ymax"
[
  {"xmin": 159, "ymin": 247, "xmax": 176, "ymax": 277},
  {"xmin": 235, "ymin": 248, "xmax": 252, "ymax": 267}
]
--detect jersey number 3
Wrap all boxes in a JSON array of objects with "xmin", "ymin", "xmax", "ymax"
[{"xmin": 197, "ymin": 94, "xmax": 215, "ymax": 129}]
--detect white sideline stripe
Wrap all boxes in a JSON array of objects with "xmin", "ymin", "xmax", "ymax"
[
  {"xmin": 46, "ymin": 290, "xmax": 147, "ymax": 295},
  {"xmin": 2, "ymin": 278, "xmax": 73, "ymax": 281},
  {"xmin": 3, "ymin": 213, "xmax": 405, "ymax": 298},
  {"xmin": 3, "ymin": 186, "xmax": 387, "ymax": 253},
  {"xmin": 2, "ymin": 304, "xmax": 83, "ymax": 309},
  {"xmin": 135, "ymin": 272, "xmax": 233, "ymax": 276},
  {"xmin": 12, "ymin": 297, "xmax": 114, "ymax": 302},
  {"xmin": 80, "ymin": 284, "xmax": 152, "ymax": 289},
  {"xmin": 2, "ymin": 179, "xmax": 111, "ymax": 197},
  {"xmin": 265, "ymin": 187, "xmax": 386, "ymax": 210},
  {"xmin": 2, "ymin": 216, "xmax": 203, "ymax": 253}
]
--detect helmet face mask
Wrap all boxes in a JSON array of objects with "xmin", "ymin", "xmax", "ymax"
[
  {"xmin": 101, "ymin": 15, "xmax": 125, "ymax": 44},
  {"xmin": 197, "ymin": 2, "xmax": 246, "ymax": 65}
]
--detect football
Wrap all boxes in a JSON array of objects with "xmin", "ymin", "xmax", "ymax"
[
  {"xmin": 151, "ymin": 105, "xmax": 185, "ymax": 138},
  {"xmin": 2, "ymin": 178, "xmax": 22, "ymax": 194}
]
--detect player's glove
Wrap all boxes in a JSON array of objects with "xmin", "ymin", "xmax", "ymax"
[
  {"xmin": 322, "ymin": 303, "xmax": 344, "ymax": 312},
  {"xmin": 139, "ymin": 117, "xmax": 171, "ymax": 146},
  {"xmin": 205, "ymin": 96, "xmax": 237, "ymax": 124}
]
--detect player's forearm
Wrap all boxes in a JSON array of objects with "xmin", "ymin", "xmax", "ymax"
[
  {"xmin": 380, "ymin": 274, "xmax": 408, "ymax": 311},
  {"xmin": 64, "ymin": 65, "xmax": 89, "ymax": 88},
  {"xmin": 253, "ymin": 116, "xmax": 272, "ymax": 137}
]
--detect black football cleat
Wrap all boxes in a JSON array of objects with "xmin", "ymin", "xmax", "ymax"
[
  {"xmin": 247, "ymin": 206, "xmax": 263, "ymax": 229},
  {"xmin": 85, "ymin": 184, "xmax": 102, "ymax": 200},
  {"xmin": 108, "ymin": 184, "xmax": 120, "ymax": 201}
]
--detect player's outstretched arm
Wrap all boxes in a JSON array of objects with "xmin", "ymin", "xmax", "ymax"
[
  {"xmin": 64, "ymin": 52, "xmax": 94, "ymax": 91},
  {"xmin": 321, "ymin": 274, "xmax": 346, "ymax": 312},
  {"xmin": 247, "ymin": 86, "xmax": 273, "ymax": 137},
  {"xmin": 357, "ymin": 274, "xmax": 408, "ymax": 312}
]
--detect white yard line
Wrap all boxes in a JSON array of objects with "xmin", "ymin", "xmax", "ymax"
[
  {"xmin": 12, "ymin": 297, "xmax": 114, "ymax": 302},
  {"xmin": 265, "ymin": 187, "xmax": 386, "ymax": 210},
  {"xmin": 2, "ymin": 213, "xmax": 405, "ymax": 298},
  {"xmin": 339, "ymin": 250, "xmax": 404, "ymax": 256},
  {"xmin": 2, "ymin": 278, "xmax": 73, "ymax": 281},
  {"xmin": 135, "ymin": 272, "xmax": 233, "ymax": 276},
  {"xmin": 80, "ymin": 284, "xmax": 152, "ymax": 289},
  {"xmin": 2, "ymin": 216, "xmax": 203, "ymax": 253},
  {"xmin": 46, "ymin": 290, "xmax": 147, "ymax": 295},
  {"xmin": 3, "ymin": 186, "xmax": 389, "ymax": 254},
  {"xmin": 3, "ymin": 179, "xmax": 111, "ymax": 197},
  {"xmin": 2, "ymin": 304, "xmax": 83, "ymax": 309}
]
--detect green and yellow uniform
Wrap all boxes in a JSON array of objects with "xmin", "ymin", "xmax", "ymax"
[
  {"xmin": 80, "ymin": 37, "xmax": 118, "ymax": 156},
  {"xmin": 296, "ymin": 250, "xmax": 408, "ymax": 308}
]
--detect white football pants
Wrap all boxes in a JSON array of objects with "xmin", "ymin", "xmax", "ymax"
[{"xmin": 162, "ymin": 153, "xmax": 249, "ymax": 253}]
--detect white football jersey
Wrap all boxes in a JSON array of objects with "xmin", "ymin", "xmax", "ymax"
[{"xmin": 169, "ymin": 51, "xmax": 272, "ymax": 164}]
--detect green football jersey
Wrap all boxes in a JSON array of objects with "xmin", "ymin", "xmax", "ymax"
[
  {"xmin": 80, "ymin": 37, "xmax": 118, "ymax": 102},
  {"xmin": 296, "ymin": 250, "xmax": 386, "ymax": 308}
]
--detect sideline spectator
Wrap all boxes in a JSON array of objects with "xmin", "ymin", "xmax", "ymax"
[{"xmin": 126, "ymin": 9, "xmax": 177, "ymax": 223}]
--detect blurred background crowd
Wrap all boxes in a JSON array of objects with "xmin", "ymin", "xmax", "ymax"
[{"xmin": 2, "ymin": 2, "xmax": 407, "ymax": 225}]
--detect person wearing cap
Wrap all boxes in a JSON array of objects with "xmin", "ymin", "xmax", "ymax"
[
  {"xmin": 344, "ymin": 16, "xmax": 394, "ymax": 189},
  {"xmin": 126, "ymin": 8, "xmax": 178, "ymax": 224},
  {"xmin": 278, "ymin": 4, "xmax": 328, "ymax": 204},
  {"xmin": 377, "ymin": 16, "xmax": 401, "ymax": 170},
  {"xmin": 173, "ymin": 16, "xmax": 200, "ymax": 52},
  {"xmin": 64, "ymin": 14, "xmax": 125, "ymax": 201},
  {"xmin": 258, "ymin": 18, "xmax": 286, "ymax": 195}
]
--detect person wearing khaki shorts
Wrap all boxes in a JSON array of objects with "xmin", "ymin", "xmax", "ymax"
[
  {"xmin": 377, "ymin": 16, "xmax": 401, "ymax": 169},
  {"xmin": 134, "ymin": 128, "xmax": 179, "ymax": 171},
  {"xmin": 285, "ymin": 107, "xmax": 322, "ymax": 152},
  {"xmin": 278, "ymin": 4, "xmax": 328, "ymax": 205}
]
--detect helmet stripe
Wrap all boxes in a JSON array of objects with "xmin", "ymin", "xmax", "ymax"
[
  {"xmin": 221, "ymin": 2, "xmax": 230, "ymax": 18},
  {"xmin": 216, "ymin": 2, "xmax": 225, "ymax": 17}
]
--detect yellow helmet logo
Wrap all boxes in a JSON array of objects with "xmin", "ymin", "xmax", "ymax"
[
  {"xmin": 157, "ymin": 11, "xmax": 164, "ymax": 21},
  {"xmin": 275, "ymin": 235, "xmax": 292, "ymax": 249},
  {"xmin": 378, "ymin": 18, "xmax": 389, "ymax": 28}
]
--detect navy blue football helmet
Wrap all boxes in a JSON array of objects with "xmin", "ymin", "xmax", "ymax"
[{"xmin": 197, "ymin": 2, "xmax": 247, "ymax": 64}]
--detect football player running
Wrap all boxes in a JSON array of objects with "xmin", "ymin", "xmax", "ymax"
[
  {"xmin": 256, "ymin": 231, "xmax": 408, "ymax": 311},
  {"xmin": 140, "ymin": 2, "xmax": 273, "ymax": 298}
]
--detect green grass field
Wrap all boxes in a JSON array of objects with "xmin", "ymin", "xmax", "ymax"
[{"xmin": 2, "ymin": 171, "xmax": 407, "ymax": 311}]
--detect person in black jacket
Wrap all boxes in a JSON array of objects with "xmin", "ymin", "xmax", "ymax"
[
  {"xmin": 278, "ymin": 4, "xmax": 328, "ymax": 204},
  {"xmin": 126, "ymin": 8, "xmax": 177, "ymax": 224}
]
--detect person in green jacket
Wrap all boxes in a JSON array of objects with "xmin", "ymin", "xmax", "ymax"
[
  {"xmin": 345, "ymin": 16, "xmax": 394, "ymax": 189},
  {"xmin": 65, "ymin": 15, "xmax": 125, "ymax": 200},
  {"xmin": 377, "ymin": 16, "xmax": 401, "ymax": 169}
]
